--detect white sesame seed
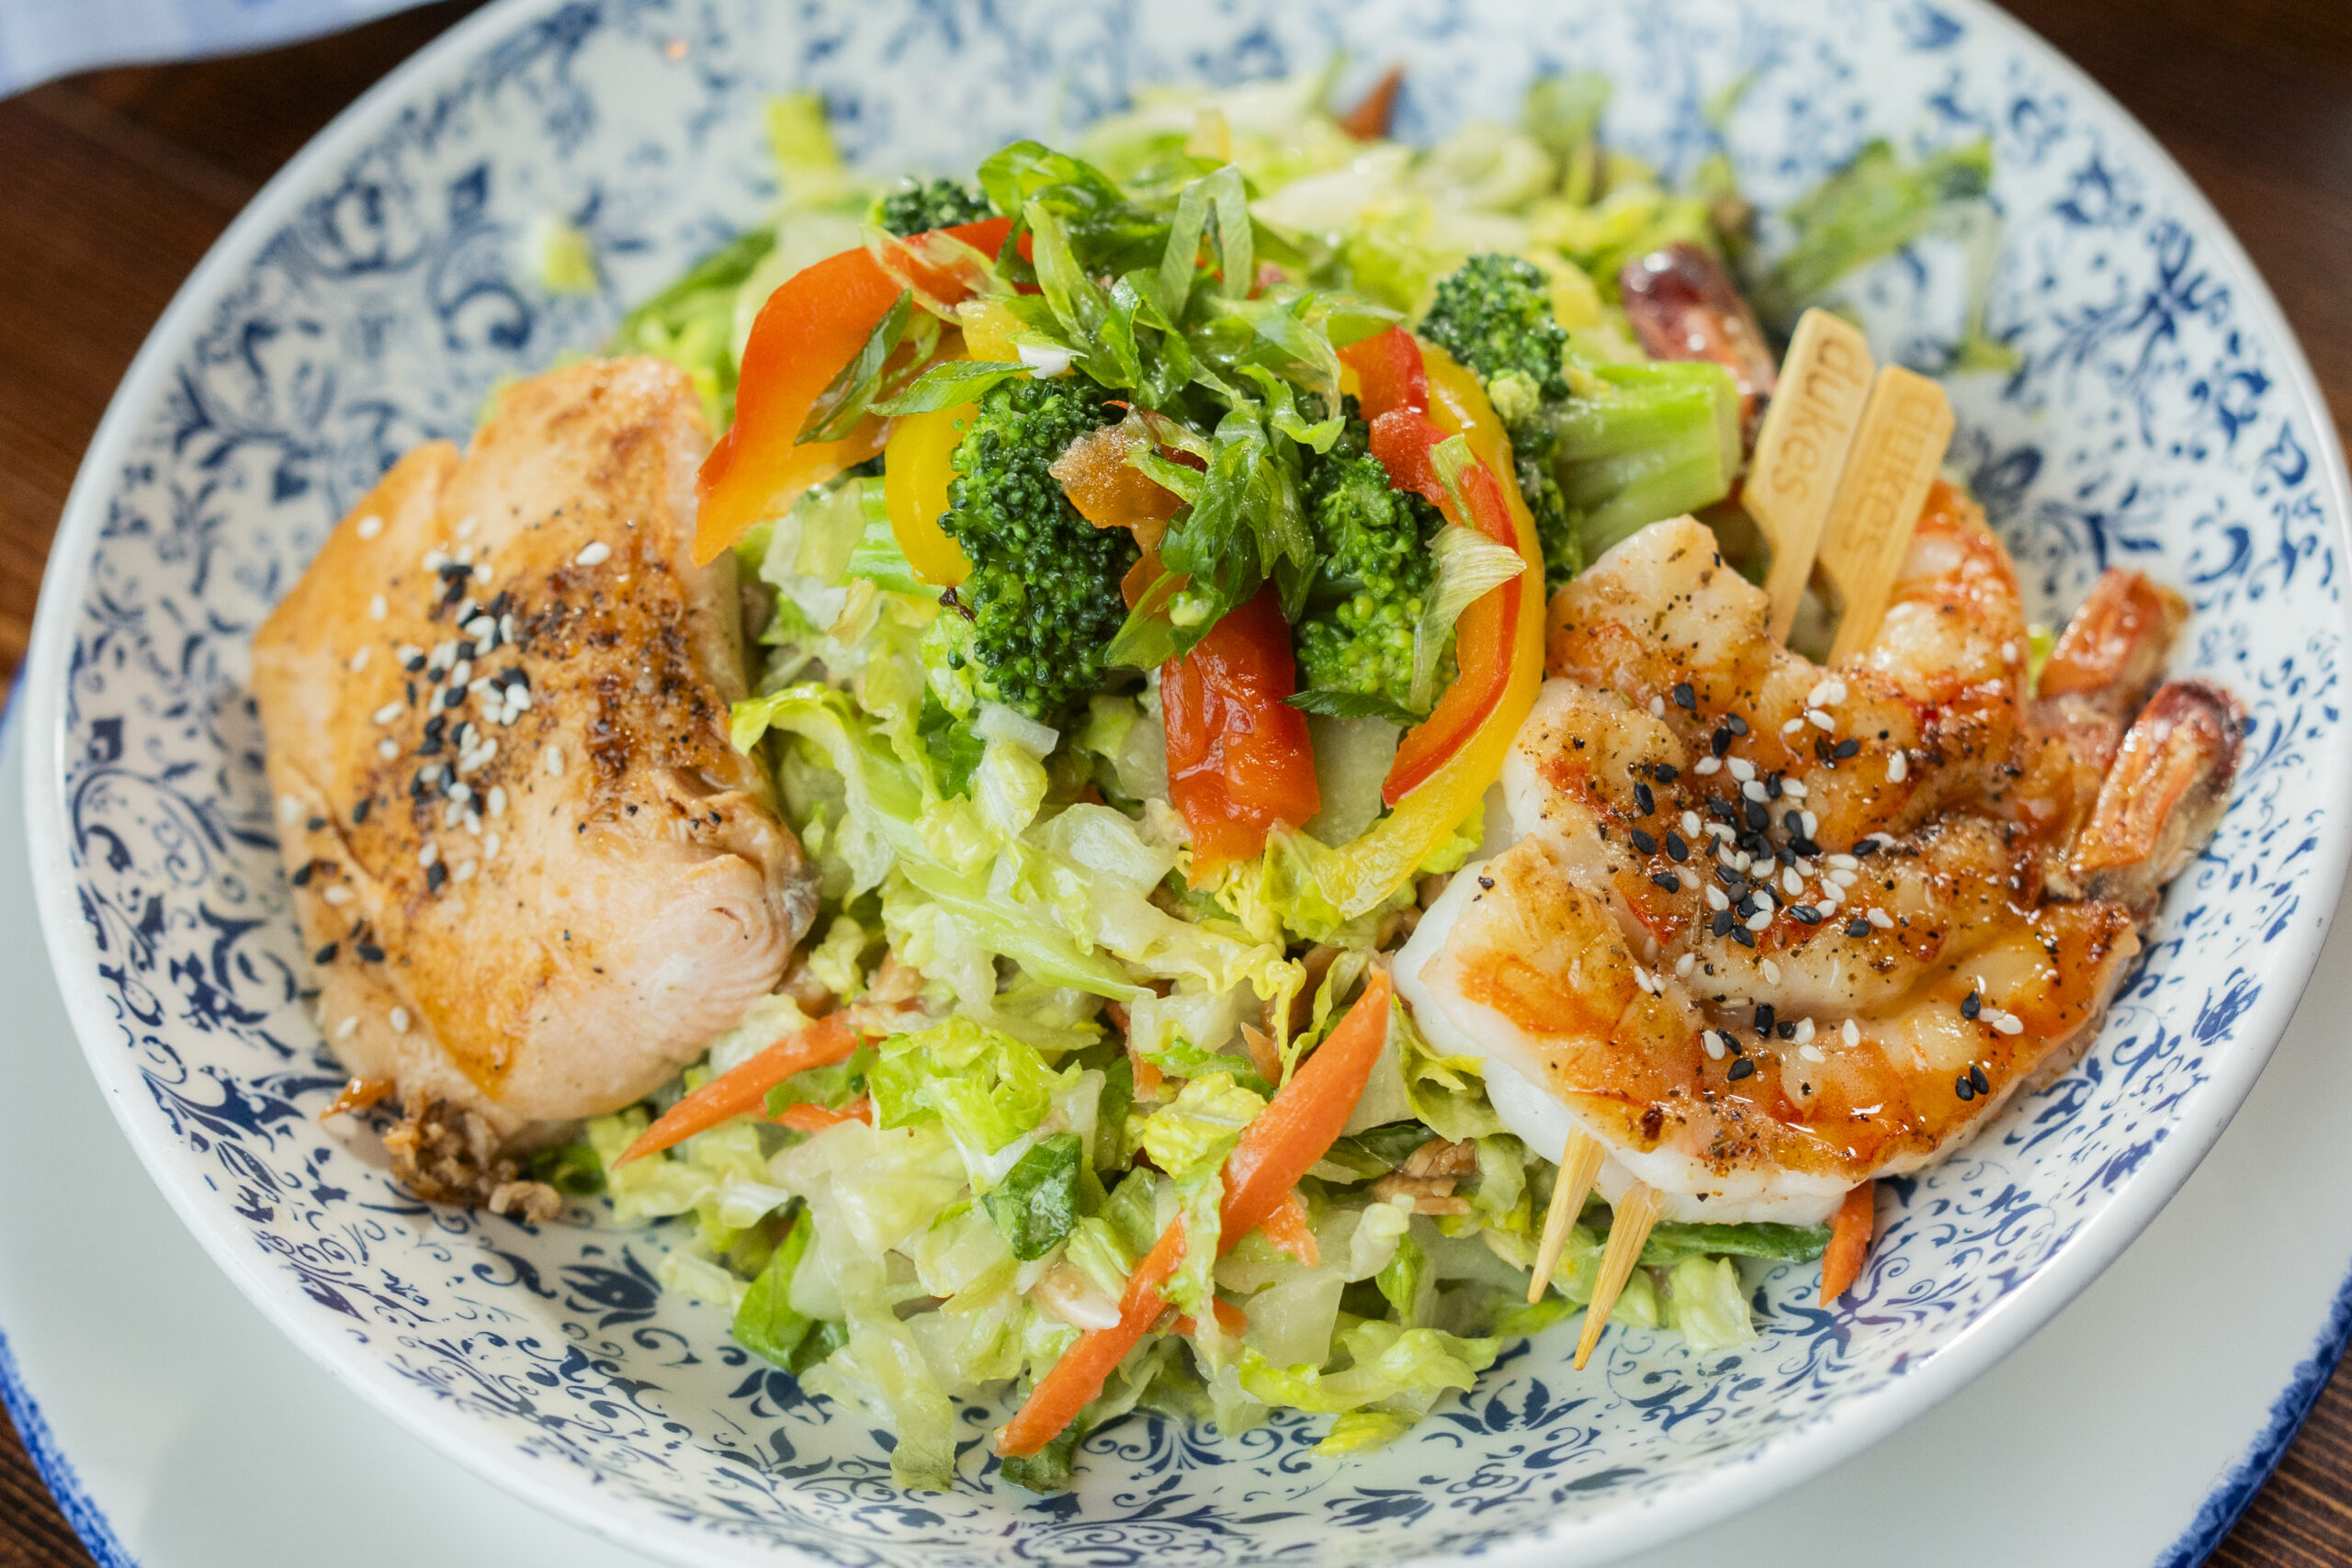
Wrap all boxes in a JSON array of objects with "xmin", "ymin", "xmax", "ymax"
[
  {"xmin": 448, "ymin": 782, "xmax": 472, "ymax": 804},
  {"xmin": 1728, "ymin": 757, "xmax": 1756, "ymax": 783},
  {"xmin": 1734, "ymin": 851, "xmax": 1754, "ymax": 873},
  {"xmin": 1678, "ymin": 810, "xmax": 1698, "ymax": 838},
  {"xmin": 390, "ymin": 1008, "xmax": 410, "ymax": 1034},
  {"xmin": 1801, "ymin": 809, "xmax": 1819, "ymax": 836},
  {"xmin": 1828, "ymin": 852, "xmax": 1859, "ymax": 870},
  {"xmin": 2000, "ymin": 641, "xmax": 2018, "ymax": 664},
  {"xmin": 334, "ymin": 1017, "xmax": 359, "ymax": 1043},
  {"xmin": 1634, "ymin": 967, "xmax": 1656, "ymax": 995},
  {"xmin": 1806, "ymin": 707, "xmax": 1835, "ymax": 730},
  {"xmin": 322, "ymin": 885, "xmax": 353, "ymax": 907},
  {"xmin": 356, "ymin": 514, "xmax": 383, "ymax": 540},
  {"xmin": 574, "ymin": 541, "xmax": 612, "ymax": 567},
  {"xmin": 1693, "ymin": 756, "xmax": 1722, "ymax": 776},
  {"xmin": 453, "ymin": 859, "xmax": 477, "ymax": 884},
  {"xmin": 1799, "ymin": 1043, "xmax": 1826, "ymax": 1064},
  {"xmin": 1650, "ymin": 695, "xmax": 1666, "ymax": 718},
  {"xmin": 441, "ymin": 800, "xmax": 465, "ymax": 829},
  {"xmin": 454, "ymin": 600, "xmax": 478, "ymax": 627},
  {"xmin": 1675, "ymin": 952, "xmax": 1695, "ymax": 977},
  {"xmin": 484, "ymin": 833, "xmax": 502, "ymax": 860},
  {"xmin": 1887, "ymin": 751, "xmax": 1908, "ymax": 783},
  {"xmin": 1781, "ymin": 717, "xmax": 1806, "ymax": 737},
  {"xmin": 1782, "ymin": 781, "xmax": 1808, "ymax": 803},
  {"xmin": 1761, "ymin": 959, "xmax": 1782, "ymax": 985},
  {"xmin": 429, "ymin": 641, "xmax": 457, "ymax": 674},
  {"xmin": 1842, "ymin": 1019, "xmax": 1861, "ymax": 1046},
  {"xmin": 1992, "ymin": 1010, "xmax": 2025, "ymax": 1036},
  {"xmin": 278, "ymin": 794, "xmax": 302, "ymax": 823},
  {"xmin": 1702, "ymin": 1031, "xmax": 1726, "ymax": 1061},
  {"xmin": 1809, "ymin": 679, "xmax": 1847, "ymax": 707},
  {"xmin": 509, "ymin": 685, "xmax": 533, "ymax": 711},
  {"xmin": 1867, "ymin": 908, "xmax": 1894, "ymax": 930},
  {"xmin": 545, "ymin": 746, "xmax": 564, "ymax": 776},
  {"xmin": 1747, "ymin": 908, "xmax": 1773, "ymax": 932},
  {"xmin": 1705, "ymin": 885, "xmax": 1729, "ymax": 911},
  {"xmin": 487, "ymin": 786, "xmax": 506, "ymax": 819},
  {"xmin": 1743, "ymin": 779, "xmax": 1767, "ymax": 802},
  {"xmin": 348, "ymin": 646, "xmax": 371, "ymax": 672},
  {"xmin": 1793, "ymin": 1017, "xmax": 1816, "ymax": 1043},
  {"xmin": 423, "ymin": 547, "xmax": 448, "ymax": 572},
  {"xmin": 1817, "ymin": 888, "xmax": 1840, "ymax": 911},
  {"xmin": 1831, "ymin": 867, "xmax": 1858, "ymax": 887},
  {"xmin": 396, "ymin": 643, "xmax": 424, "ymax": 667},
  {"xmin": 368, "ymin": 594, "xmax": 387, "ymax": 622},
  {"xmin": 465, "ymin": 615, "xmax": 496, "ymax": 642},
  {"xmin": 456, "ymin": 514, "xmax": 479, "ymax": 538},
  {"xmin": 1776, "ymin": 866, "xmax": 1796, "ymax": 896},
  {"xmin": 447, "ymin": 660, "xmax": 472, "ymax": 689},
  {"xmin": 500, "ymin": 614, "xmax": 517, "ymax": 647},
  {"xmin": 372, "ymin": 701, "xmax": 403, "ymax": 726},
  {"xmin": 377, "ymin": 739, "xmax": 399, "ymax": 761},
  {"xmin": 418, "ymin": 842, "xmax": 439, "ymax": 868}
]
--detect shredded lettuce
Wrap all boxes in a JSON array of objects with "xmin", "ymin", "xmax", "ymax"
[{"xmin": 1661, "ymin": 1255, "xmax": 1757, "ymax": 1352}]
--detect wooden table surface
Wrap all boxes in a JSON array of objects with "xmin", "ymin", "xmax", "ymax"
[{"xmin": 1, "ymin": 1, "xmax": 2348, "ymax": 1562}]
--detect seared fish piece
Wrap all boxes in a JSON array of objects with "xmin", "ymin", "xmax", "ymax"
[{"xmin": 254, "ymin": 357, "xmax": 817, "ymax": 1157}]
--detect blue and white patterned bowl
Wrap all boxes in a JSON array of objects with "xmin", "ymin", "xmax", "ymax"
[{"xmin": 21, "ymin": 2, "xmax": 2351, "ymax": 1564}]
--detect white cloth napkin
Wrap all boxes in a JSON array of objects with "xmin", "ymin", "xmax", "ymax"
[{"xmin": 0, "ymin": 0, "xmax": 431, "ymax": 99}]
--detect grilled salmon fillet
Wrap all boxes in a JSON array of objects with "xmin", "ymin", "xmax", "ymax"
[{"xmin": 253, "ymin": 357, "xmax": 817, "ymax": 1156}]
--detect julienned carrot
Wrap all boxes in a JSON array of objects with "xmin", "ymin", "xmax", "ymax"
[
  {"xmin": 996, "ymin": 970, "xmax": 1396, "ymax": 1458},
  {"xmin": 1261, "ymin": 1189, "xmax": 1318, "ymax": 1268},
  {"xmin": 614, "ymin": 1013, "xmax": 861, "ymax": 1167},
  {"xmin": 1820, "ymin": 1180, "xmax": 1877, "ymax": 1305},
  {"xmin": 768, "ymin": 1094, "xmax": 873, "ymax": 1135}
]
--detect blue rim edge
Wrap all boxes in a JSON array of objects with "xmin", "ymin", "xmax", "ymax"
[{"xmin": 0, "ymin": 1330, "xmax": 138, "ymax": 1568}]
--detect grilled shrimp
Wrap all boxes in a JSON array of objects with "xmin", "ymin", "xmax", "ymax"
[{"xmin": 1399, "ymin": 487, "xmax": 2241, "ymax": 1223}]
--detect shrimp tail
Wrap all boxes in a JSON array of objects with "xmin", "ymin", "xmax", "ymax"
[{"xmin": 2061, "ymin": 680, "xmax": 2244, "ymax": 912}]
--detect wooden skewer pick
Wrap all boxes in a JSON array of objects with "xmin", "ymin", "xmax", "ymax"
[
  {"xmin": 1528, "ymin": 1129, "xmax": 1608, "ymax": 1305},
  {"xmin": 1817, "ymin": 364, "xmax": 1955, "ymax": 665},
  {"xmin": 1574, "ymin": 1181, "xmax": 1663, "ymax": 1371},
  {"xmin": 1746, "ymin": 309, "xmax": 1876, "ymax": 643}
]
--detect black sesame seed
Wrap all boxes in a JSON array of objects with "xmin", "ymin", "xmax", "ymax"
[
  {"xmin": 1728, "ymin": 1057, "xmax": 1757, "ymax": 1080},
  {"xmin": 313, "ymin": 943, "xmax": 337, "ymax": 964},
  {"xmin": 500, "ymin": 666, "xmax": 528, "ymax": 689},
  {"xmin": 425, "ymin": 862, "xmax": 447, "ymax": 893},
  {"xmin": 1960, "ymin": 990, "xmax": 1982, "ymax": 1019},
  {"xmin": 1832, "ymin": 738, "xmax": 1860, "ymax": 760},
  {"xmin": 1970, "ymin": 1063, "xmax": 1991, "ymax": 1095},
  {"xmin": 290, "ymin": 863, "xmax": 313, "ymax": 886},
  {"xmin": 1777, "ymin": 1020, "xmax": 1797, "ymax": 1040},
  {"xmin": 408, "ymin": 772, "xmax": 431, "ymax": 799},
  {"xmin": 1725, "ymin": 714, "xmax": 1749, "ymax": 737},
  {"xmin": 1655, "ymin": 763, "xmax": 1679, "ymax": 783},
  {"xmin": 1629, "ymin": 829, "xmax": 1657, "ymax": 854},
  {"xmin": 352, "ymin": 798, "xmax": 370, "ymax": 825},
  {"xmin": 1665, "ymin": 832, "xmax": 1689, "ymax": 863},
  {"xmin": 1765, "ymin": 772, "xmax": 1783, "ymax": 799},
  {"xmin": 457, "ymin": 641, "xmax": 478, "ymax": 662},
  {"xmin": 1737, "ymin": 893, "xmax": 1758, "ymax": 917},
  {"xmin": 486, "ymin": 591, "xmax": 510, "ymax": 618},
  {"xmin": 1731, "ymin": 925, "xmax": 1757, "ymax": 948},
  {"xmin": 439, "ymin": 578, "xmax": 467, "ymax": 606},
  {"xmin": 1712, "ymin": 728, "xmax": 1734, "ymax": 756},
  {"xmin": 306, "ymin": 816, "xmax": 326, "ymax": 832},
  {"xmin": 1790, "ymin": 904, "xmax": 1823, "ymax": 924},
  {"xmin": 1754, "ymin": 1003, "xmax": 1776, "ymax": 1034},
  {"xmin": 436, "ymin": 560, "xmax": 473, "ymax": 581},
  {"xmin": 1744, "ymin": 798, "xmax": 1770, "ymax": 831},
  {"xmin": 1783, "ymin": 809, "xmax": 1806, "ymax": 835},
  {"xmin": 1707, "ymin": 796, "xmax": 1738, "ymax": 823},
  {"xmin": 1634, "ymin": 781, "xmax": 1656, "ymax": 815},
  {"xmin": 1791, "ymin": 836, "xmax": 1822, "ymax": 857},
  {"xmin": 1846, "ymin": 919, "xmax": 1871, "ymax": 938},
  {"xmin": 442, "ymin": 686, "xmax": 466, "ymax": 711},
  {"xmin": 1713, "ymin": 908, "xmax": 1735, "ymax": 937},
  {"xmin": 1855, "ymin": 839, "xmax": 1880, "ymax": 858},
  {"xmin": 1672, "ymin": 682, "xmax": 1696, "ymax": 711},
  {"xmin": 356, "ymin": 943, "xmax": 387, "ymax": 964},
  {"xmin": 1727, "ymin": 1033, "xmax": 1747, "ymax": 1056},
  {"xmin": 1652, "ymin": 872, "xmax": 1680, "ymax": 892},
  {"xmin": 402, "ymin": 651, "xmax": 426, "ymax": 672},
  {"xmin": 1477, "ymin": 875, "xmax": 1495, "ymax": 890},
  {"xmin": 1954, "ymin": 1075, "xmax": 1976, "ymax": 1101}
]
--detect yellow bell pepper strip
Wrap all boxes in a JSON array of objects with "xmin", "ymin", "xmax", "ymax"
[
  {"xmin": 693, "ymin": 216, "xmax": 1013, "ymax": 565},
  {"xmin": 880, "ymin": 400, "xmax": 977, "ymax": 586},
  {"xmin": 1309, "ymin": 334, "xmax": 1545, "ymax": 919}
]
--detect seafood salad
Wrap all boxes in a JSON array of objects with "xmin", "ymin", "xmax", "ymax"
[{"xmin": 254, "ymin": 64, "xmax": 2242, "ymax": 1490}]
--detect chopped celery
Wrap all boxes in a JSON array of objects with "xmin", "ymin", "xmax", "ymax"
[{"xmin": 1546, "ymin": 357, "xmax": 1741, "ymax": 559}]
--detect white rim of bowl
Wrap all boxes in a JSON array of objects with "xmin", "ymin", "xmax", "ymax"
[{"xmin": 18, "ymin": 2, "xmax": 2352, "ymax": 1564}]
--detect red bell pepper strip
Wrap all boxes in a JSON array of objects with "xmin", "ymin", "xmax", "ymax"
[
  {"xmin": 1162, "ymin": 580, "xmax": 1321, "ymax": 879},
  {"xmin": 693, "ymin": 216, "xmax": 1012, "ymax": 564},
  {"xmin": 1339, "ymin": 328, "xmax": 1531, "ymax": 806},
  {"xmin": 996, "ymin": 969, "xmax": 1395, "ymax": 1458}
]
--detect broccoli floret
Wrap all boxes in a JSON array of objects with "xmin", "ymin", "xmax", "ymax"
[
  {"xmin": 874, "ymin": 177, "xmax": 993, "ymax": 237},
  {"xmin": 930, "ymin": 376, "xmax": 1135, "ymax": 723},
  {"xmin": 1417, "ymin": 254, "xmax": 1581, "ymax": 591},
  {"xmin": 1418, "ymin": 254, "xmax": 1570, "ymax": 403},
  {"xmin": 1291, "ymin": 412, "xmax": 1446, "ymax": 716}
]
